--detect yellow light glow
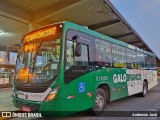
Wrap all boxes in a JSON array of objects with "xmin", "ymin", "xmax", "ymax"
[
  {"xmin": 18, "ymin": 68, "xmax": 32, "ymax": 81},
  {"xmin": 24, "ymin": 26, "xmax": 57, "ymax": 43},
  {"xmin": 24, "ymin": 44, "xmax": 36, "ymax": 51},
  {"xmin": 0, "ymin": 58, "xmax": 3, "ymax": 62},
  {"xmin": 45, "ymin": 93, "xmax": 56, "ymax": 102}
]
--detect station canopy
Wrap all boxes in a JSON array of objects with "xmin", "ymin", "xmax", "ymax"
[{"xmin": 0, "ymin": 0, "xmax": 159, "ymax": 66}]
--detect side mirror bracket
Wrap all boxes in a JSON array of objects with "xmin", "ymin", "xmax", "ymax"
[
  {"xmin": 75, "ymin": 42, "xmax": 82, "ymax": 57},
  {"xmin": 72, "ymin": 35, "xmax": 82, "ymax": 57}
]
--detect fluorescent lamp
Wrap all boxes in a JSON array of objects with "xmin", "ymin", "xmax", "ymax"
[{"xmin": 0, "ymin": 31, "xmax": 4, "ymax": 35}]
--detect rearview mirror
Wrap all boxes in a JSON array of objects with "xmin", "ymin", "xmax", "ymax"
[{"xmin": 75, "ymin": 43, "xmax": 82, "ymax": 57}]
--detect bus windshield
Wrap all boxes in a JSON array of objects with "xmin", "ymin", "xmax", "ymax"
[{"xmin": 15, "ymin": 38, "xmax": 61, "ymax": 84}]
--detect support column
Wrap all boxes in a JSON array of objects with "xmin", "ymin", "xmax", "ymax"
[{"xmin": 28, "ymin": 23, "xmax": 37, "ymax": 32}]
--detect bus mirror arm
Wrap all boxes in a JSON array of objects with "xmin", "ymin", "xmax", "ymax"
[
  {"xmin": 71, "ymin": 35, "xmax": 82, "ymax": 56},
  {"xmin": 75, "ymin": 42, "xmax": 82, "ymax": 57}
]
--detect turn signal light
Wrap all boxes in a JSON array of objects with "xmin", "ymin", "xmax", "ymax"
[{"xmin": 44, "ymin": 86, "xmax": 60, "ymax": 102}]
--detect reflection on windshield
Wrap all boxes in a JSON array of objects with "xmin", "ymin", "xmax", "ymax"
[{"xmin": 16, "ymin": 38, "xmax": 61, "ymax": 84}]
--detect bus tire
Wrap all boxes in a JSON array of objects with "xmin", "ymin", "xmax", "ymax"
[
  {"xmin": 140, "ymin": 81, "xmax": 148, "ymax": 97},
  {"xmin": 92, "ymin": 88, "xmax": 106, "ymax": 115}
]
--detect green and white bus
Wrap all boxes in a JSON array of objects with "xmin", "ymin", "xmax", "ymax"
[{"xmin": 12, "ymin": 21, "xmax": 157, "ymax": 116}]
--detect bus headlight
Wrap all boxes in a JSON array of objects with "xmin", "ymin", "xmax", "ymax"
[{"xmin": 44, "ymin": 86, "xmax": 60, "ymax": 102}]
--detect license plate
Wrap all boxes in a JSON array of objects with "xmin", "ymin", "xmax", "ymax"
[{"xmin": 22, "ymin": 106, "xmax": 30, "ymax": 112}]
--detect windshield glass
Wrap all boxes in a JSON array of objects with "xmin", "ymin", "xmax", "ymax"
[{"xmin": 16, "ymin": 38, "xmax": 61, "ymax": 84}]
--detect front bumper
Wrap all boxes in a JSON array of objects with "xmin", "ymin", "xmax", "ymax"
[
  {"xmin": 12, "ymin": 95, "xmax": 67, "ymax": 116},
  {"xmin": 12, "ymin": 96, "xmax": 41, "ymax": 111}
]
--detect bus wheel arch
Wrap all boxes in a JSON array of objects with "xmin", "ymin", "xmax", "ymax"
[
  {"xmin": 144, "ymin": 79, "xmax": 148, "ymax": 87},
  {"xmin": 97, "ymin": 83, "xmax": 110, "ymax": 102}
]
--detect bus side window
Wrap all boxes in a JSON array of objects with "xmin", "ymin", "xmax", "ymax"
[
  {"xmin": 150, "ymin": 56, "xmax": 156, "ymax": 69},
  {"xmin": 126, "ymin": 49, "xmax": 137, "ymax": 69},
  {"xmin": 144, "ymin": 54, "xmax": 157, "ymax": 70},
  {"xmin": 112, "ymin": 44, "xmax": 126, "ymax": 68},
  {"xmin": 137, "ymin": 52, "xmax": 145, "ymax": 69},
  {"xmin": 95, "ymin": 40, "xmax": 111, "ymax": 67},
  {"xmin": 144, "ymin": 54, "xmax": 150, "ymax": 69}
]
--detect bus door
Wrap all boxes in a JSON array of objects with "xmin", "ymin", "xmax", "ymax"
[{"xmin": 65, "ymin": 41, "xmax": 95, "ymax": 111}]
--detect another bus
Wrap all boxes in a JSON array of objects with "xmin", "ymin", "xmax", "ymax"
[{"xmin": 12, "ymin": 21, "xmax": 157, "ymax": 116}]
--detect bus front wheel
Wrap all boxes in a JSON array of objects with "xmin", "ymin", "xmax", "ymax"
[{"xmin": 92, "ymin": 88, "xmax": 106, "ymax": 115}]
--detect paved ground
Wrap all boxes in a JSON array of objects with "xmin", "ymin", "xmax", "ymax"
[
  {"xmin": 0, "ymin": 88, "xmax": 18, "ymax": 111},
  {"xmin": 0, "ymin": 79, "xmax": 160, "ymax": 120}
]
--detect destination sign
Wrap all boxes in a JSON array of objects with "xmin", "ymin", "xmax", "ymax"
[{"xmin": 24, "ymin": 26, "xmax": 57, "ymax": 43}]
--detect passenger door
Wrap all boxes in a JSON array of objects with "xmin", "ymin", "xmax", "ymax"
[{"xmin": 65, "ymin": 41, "xmax": 94, "ymax": 112}]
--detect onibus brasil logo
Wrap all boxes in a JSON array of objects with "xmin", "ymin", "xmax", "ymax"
[{"xmin": 2, "ymin": 112, "xmax": 42, "ymax": 118}]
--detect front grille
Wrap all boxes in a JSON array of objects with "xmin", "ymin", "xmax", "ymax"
[{"xmin": 15, "ymin": 85, "xmax": 48, "ymax": 93}]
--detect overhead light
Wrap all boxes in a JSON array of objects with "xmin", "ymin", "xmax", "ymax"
[
  {"xmin": 0, "ymin": 31, "xmax": 4, "ymax": 35},
  {"xmin": 0, "ymin": 58, "xmax": 3, "ymax": 62}
]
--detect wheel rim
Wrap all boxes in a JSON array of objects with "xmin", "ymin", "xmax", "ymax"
[{"xmin": 95, "ymin": 94, "xmax": 104, "ymax": 111}]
